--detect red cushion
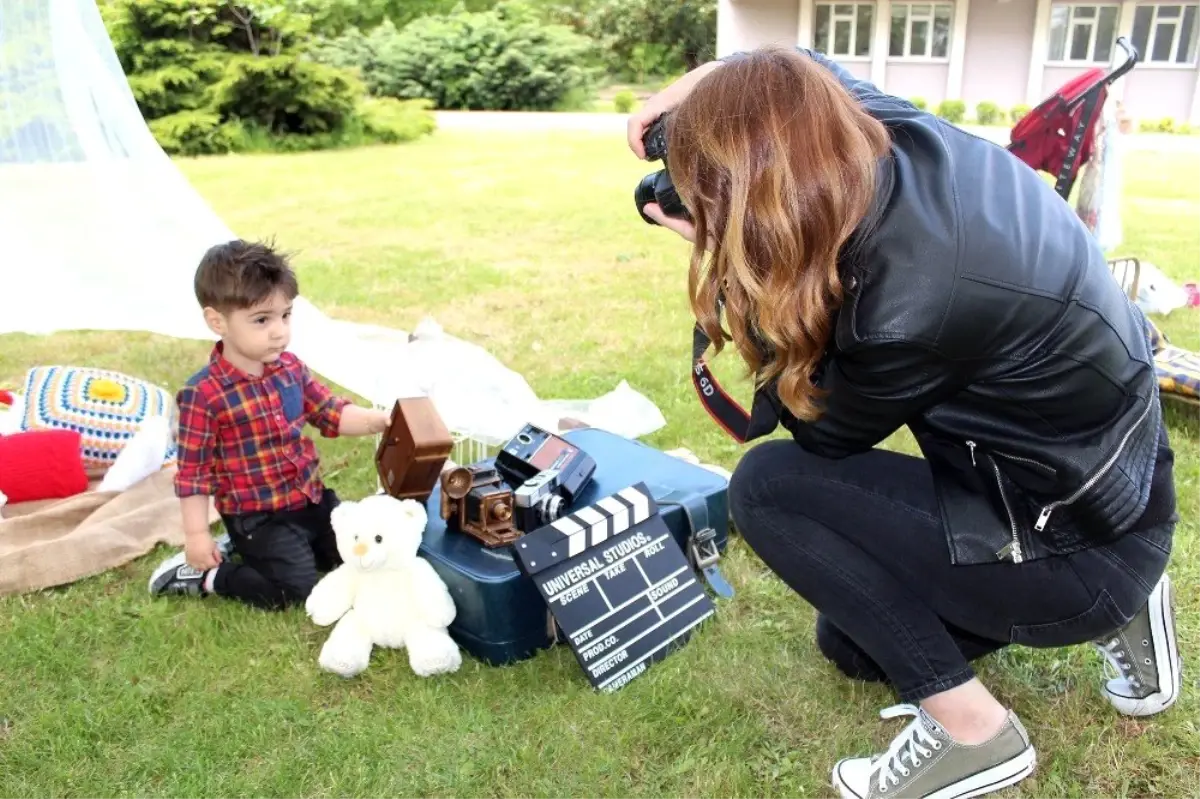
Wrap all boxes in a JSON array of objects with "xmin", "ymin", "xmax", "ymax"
[{"xmin": 0, "ymin": 429, "xmax": 89, "ymax": 504}]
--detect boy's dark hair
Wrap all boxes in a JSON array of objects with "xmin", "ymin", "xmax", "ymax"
[{"xmin": 194, "ymin": 238, "xmax": 299, "ymax": 313}]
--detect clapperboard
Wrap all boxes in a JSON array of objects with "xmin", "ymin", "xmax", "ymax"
[{"xmin": 513, "ymin": 482, "xmax": 716, "ymax": 693}]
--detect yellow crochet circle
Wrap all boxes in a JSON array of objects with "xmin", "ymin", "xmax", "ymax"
[{"xmin": 87, "ymin": 378, "xmax": 126, "ymax": 403}]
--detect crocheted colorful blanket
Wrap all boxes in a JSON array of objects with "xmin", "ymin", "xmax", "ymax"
[{"xmin": 19, "ymin": 366, "xmax": 178, "ymax": 474}]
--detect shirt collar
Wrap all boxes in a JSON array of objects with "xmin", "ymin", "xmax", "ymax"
[{"xmin": 209, "ymin": 341, "xmax": 281, "ymax": 385}]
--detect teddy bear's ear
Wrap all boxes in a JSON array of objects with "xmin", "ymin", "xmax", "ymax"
[{"xmin": 330, "ymin": 500, "xmax": 353, "ymax": 533}]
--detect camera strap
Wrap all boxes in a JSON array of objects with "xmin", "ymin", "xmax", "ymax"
[{"xmin": 691, "ymin": 324, "xmax": 752, "ymax": 444}]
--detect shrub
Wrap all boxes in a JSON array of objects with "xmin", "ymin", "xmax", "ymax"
[
  {"xmin": 580, "ymin": 0, "xmax": 716, "ymax": 77},
  {"xmin": 356, "ymin": 97, "xmax": 438, "ymax": 143},
  {"xmin": 103, "ymin": 0, "xmax": 431, "ymax": 155},
  {"xmin": 910, "ymin": 97, "xmax": 928, "ymax": 110},
  {"xmin": 149, "ymin": 110, "xmax": 243, "ymax": 156},
  {"xmin": 613, "ymin": 89, "xmax": 636, "ymax": 113},
  {"xmin": 975, "ymin": 101, "xmax": 1003, "ymax": 125},
  {"xmin": 936, "ymin": 99, "xmax": 966, "ymax": 124},
  {"xmin": 309, "ymin": 1, "xmax": 597, "ymax": 111},
  {"xmin": 211, "ymin": 56, "xmax": 361, "ymax": 136},
  {"xmin": 1010, "ymin": 104, "xmax": 1031, "ymax": 123}
]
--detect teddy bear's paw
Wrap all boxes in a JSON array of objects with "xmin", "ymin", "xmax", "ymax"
[
  {"xmin": 305, "ymin": 591, "xmax": 347, "ymax": 627},
  {"xmin": 308, "ymin": 605, "xmax": 344, "ymax": 628},
  {"xmin": 318, "ymin": 640, "xmax": 372, "ymax": 678},
  {"xmin": 407, "ymin": 629, "xmax": 463, "ymax": 677}
]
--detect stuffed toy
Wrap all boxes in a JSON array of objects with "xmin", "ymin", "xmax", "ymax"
[
  {"xmin": 305, "ymin": 493, "xmax": 462, "ymax": 678},
  {"xmin": 0, "ymin": 428, "xmax": 89, "ymax": 504}
]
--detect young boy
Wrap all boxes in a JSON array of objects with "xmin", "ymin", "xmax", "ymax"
[{"xmin": 148, "ymin": 239, "xmax": 390, "ymax": 610}]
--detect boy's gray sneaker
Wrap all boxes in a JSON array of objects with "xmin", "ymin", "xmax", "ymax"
[
  {"xmin": 215, "ymin": 532, "xmax": 235, "ymax": 560},
  {"xmin": 1094, "ymin": 571, "xmax": 1181, "ymax": 717},
  {"xmin": 832, "ymin": 704, "xmax": 1035, "ymax": 799},
  {"xmin": 148, "ymin": 551, "xmax": 206, "ymax": 597}
]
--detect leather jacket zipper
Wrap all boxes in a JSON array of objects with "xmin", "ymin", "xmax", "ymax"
[
  {"xmin": 1033, "ymin": 398, "xmax": 1156, "ymax": 532},
  {"xmin": 967, "ymin": 440, "xmax": 1022, "ymax": 563},
  {"xmin": 993, "ymin": 450, "xmax": 1056, "ymax": 475},
  {"xmin": 991, "ymin": 459, "xmax": 1023, "ymax": 563}
]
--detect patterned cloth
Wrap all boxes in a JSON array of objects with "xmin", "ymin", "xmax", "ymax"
[
  {"xmin": 175, "ymin": 342, "xmax": 350, "ymax": 515},
  {"xmin": 19, "ymin": 365, "xmax": 178, "ymax": 475},
  {"xmin": 1147, "ymin": 320, "xmax": 1200, "ymax": 404}
]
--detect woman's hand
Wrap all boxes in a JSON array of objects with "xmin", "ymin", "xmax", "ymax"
[
  {"xmin": 626, "ymin": 60, "xmax": 724, "ymax": 159},
  {"xmin": 642, "ymin": 202, "xmax": 699, "ymax": 244}
]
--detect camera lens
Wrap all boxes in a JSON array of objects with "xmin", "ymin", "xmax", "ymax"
[
  {"xmin": 654, "ymin": 180, "xmax": 691, "ymax": 223},
  {"xmin": 537, "ymin": 493, "xmax": 565, "ymax": 523},
  {"xmin": 635, "ymin": 172, "xmax": 661, "ymax": 225}
]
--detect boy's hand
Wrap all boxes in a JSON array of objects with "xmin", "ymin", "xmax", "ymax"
[{"xmin": 185, "ymin": 531, "xmax": 222, "ymax": 571}]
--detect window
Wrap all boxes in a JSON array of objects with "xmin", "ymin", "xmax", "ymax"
[
  {"xmin": 1131, "ymin": 3, "xmax": 1199, "ymax": 64},
  {"xmin": 814, "ymin": 2, "xmax": 875, "ymax": 58},
  {"xmin": 1047, "ymin": 3, "xmax": 1120, "ymax": 63},
  {"xmin": 889, "ymin": 3, "xmax": 953, "ymax": 59}
]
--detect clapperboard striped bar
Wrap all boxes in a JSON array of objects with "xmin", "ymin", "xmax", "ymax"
[
  {"xmin": 515, "ymin": 483, "xmax": 657, "ymax": 575},
  {"xmin": 514, "ymin": 482, "xmax": 716, "ymax": 693}
]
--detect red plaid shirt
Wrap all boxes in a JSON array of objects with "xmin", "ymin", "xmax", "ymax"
[{"xmin": 174, "ymin": 342, "xmax": 350, "ymax": 515}]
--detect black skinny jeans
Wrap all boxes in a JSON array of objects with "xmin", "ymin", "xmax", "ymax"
[
  {"xmin": 211, "ymin": 488, "xmax": 342, "ymax": 611},
  {"xmin": 729, "ymin": 440, "xmax": 1174, "ymax": 703}
]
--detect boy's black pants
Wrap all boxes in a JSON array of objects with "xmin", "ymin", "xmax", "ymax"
[{"xmin": 211, "ymin": 489, "xmax": 342, "ymax": 611}]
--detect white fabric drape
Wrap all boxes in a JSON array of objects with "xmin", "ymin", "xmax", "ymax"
[{"xmin": 0, "ymin": 0, "xmax": 665, "ymax": 445}]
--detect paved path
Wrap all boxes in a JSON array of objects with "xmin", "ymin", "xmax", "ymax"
[{"xmin": 434, "ymin": 110, "xmax": 1199, "ymax": 153}]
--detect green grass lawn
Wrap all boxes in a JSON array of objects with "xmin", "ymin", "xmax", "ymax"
[{"xmin": 1, "ymin": 129, "xmax": 1197, "ymax": 798}]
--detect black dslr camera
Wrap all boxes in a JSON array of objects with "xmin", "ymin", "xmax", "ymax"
[{"xmin": 634, "ymin": 114, "xmax": 692, "ymax": 226}]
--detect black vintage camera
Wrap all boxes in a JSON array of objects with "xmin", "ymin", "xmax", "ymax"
[
  {"xmin": 634, "ymin": 114, "xmax": 692, "ymax": 226},
  {"xmin": 494, "ymin": 423, "xmax": 595, "ymax": 504}
]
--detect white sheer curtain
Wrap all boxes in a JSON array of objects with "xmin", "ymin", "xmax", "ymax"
[
  {"xmin": 0, "ymin": 0, "xmax": 665, "ymax": 444},
  {"xmin": 0, "ymin": 0, "xmax": 228, "ymax": 340}
]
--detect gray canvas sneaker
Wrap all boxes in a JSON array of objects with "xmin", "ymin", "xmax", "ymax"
[
  {"xmin": 1094, "ymin": 572, "xmax": 1181, "ymax": 717},
  {"xmin": 147, "ymin": 551, "xmax": 206, "ymax": 597},
  {"xmin": 832, "ymin": 704, "xmax": 1036, "ymax": 799}
]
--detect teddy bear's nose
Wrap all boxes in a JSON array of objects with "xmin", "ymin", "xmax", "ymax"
[{"xmin": 352, "ymin": 542, "xmax": 368, "ymax": 557}]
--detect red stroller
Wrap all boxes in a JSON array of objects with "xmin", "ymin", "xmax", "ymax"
[{"xmin": 1008, "ymin": 37, "xmax": 1138, "ymax": 200}]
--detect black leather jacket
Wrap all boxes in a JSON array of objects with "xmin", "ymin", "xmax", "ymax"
[{"xmin": 739, "ymin": 49, "xmax": 1165, "ymax": 566}]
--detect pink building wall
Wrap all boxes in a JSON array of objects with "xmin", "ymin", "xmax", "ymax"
[
  {"xmin": 961, "ymin": 0, "xmax": 1037, "ymax": 110},
  {"xmin": 718, "ymin": 0, "xmax": 1200, "ymax": 122}
]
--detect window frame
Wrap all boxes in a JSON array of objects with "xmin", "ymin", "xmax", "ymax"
[
  {"xmin": 888, "ymin": 2, "xmax": 955, "ymax": 62},
  {"xmin": 813, "ymin": 1, "xmax": 877, "ymax": 60},
  {"xmin": 1045, "ymin": 2, "xmax": 1123, "ymax": 65},
  {"xmin": 1129, "ymin": 2, "xmax": 1200, "ymax": 67}
]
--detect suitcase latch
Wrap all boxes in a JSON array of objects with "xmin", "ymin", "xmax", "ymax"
[
  {"xmin": 689, "ymin": 526, "xmax": 721, "ymax": 569},
  {"xmin": 689, "ymin": 527, "xmax": 733, "ymax": 598}
]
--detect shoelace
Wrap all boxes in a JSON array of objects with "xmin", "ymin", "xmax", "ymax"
[
  {"xmin": 1096, "ymin": 636, "xmax": 1145, "ymax": 690},
  {"xmin": 873, "ymin": 704, "xmax": 943, "ymax": 793}
]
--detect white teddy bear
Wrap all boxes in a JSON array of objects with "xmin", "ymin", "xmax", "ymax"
[{"xmin": 305, "ymin": 493, "xmax": 462, "ymax": 678}]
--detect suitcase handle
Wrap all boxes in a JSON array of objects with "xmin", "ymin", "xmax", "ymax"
[{"xmin": 655, "ymin": 488, "xmax": 735, "ymax": 599}]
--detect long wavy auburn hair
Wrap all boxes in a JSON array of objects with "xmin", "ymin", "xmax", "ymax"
[{"xmin": 667, "ymin": 47, "xmax": 890, "ymax": 422}]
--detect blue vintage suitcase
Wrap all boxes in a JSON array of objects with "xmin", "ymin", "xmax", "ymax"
[{"xmin": 418, "ymin": 427, "xmax": 734, "ymax": 666}]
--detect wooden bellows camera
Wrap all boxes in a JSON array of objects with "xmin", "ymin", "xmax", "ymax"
[
  {"xmin": 375, "ymin": 397, "xmax": 454, "ymax": 503},
  {"xmin": 441, "ymin": 464, "xmax": 520, "ymax": 547}
]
